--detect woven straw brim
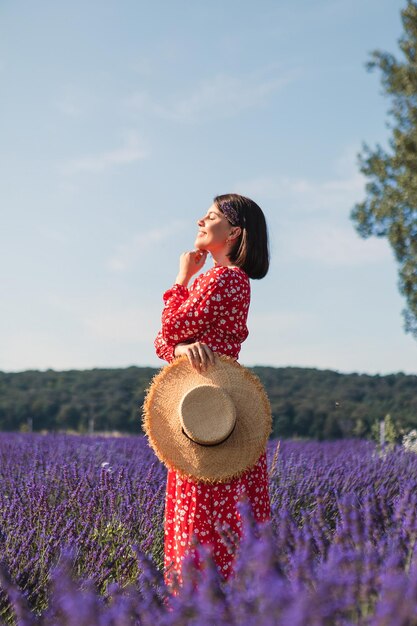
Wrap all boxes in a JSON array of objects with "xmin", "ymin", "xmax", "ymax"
[{"xmin": 142, "ymin": 355, "xmax": 272, "ymax": 484}]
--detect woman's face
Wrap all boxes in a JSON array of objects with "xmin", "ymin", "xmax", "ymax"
[{"xmin": 194, "ymin": 203, "xmax": 231, "ymax": 253}]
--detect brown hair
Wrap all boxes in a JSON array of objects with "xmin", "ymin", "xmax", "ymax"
[{"xmin": 214, "ymin": 193, "xmax": 269, "ymax": 279}]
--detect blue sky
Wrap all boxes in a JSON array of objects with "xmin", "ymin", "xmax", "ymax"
[{"xmin": 1, "ymin": 0, "xmax": 415, "ymax": 376}]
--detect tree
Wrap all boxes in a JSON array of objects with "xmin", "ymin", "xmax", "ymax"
[{"xmin": 351, "ymin": 1, "xmax": 417, "ymax": 339}]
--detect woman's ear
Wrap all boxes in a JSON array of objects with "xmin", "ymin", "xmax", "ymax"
[{"xmin": 229, "ymin": 227, "xmax": 242, "ymax": 241}]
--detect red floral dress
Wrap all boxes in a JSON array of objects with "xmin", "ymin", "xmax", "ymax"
[{"xmin": 154, "ymin": 264, "xmax": 271, "ymax": 586}]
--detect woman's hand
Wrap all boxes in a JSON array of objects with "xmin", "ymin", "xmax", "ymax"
[
  {"xmin": 174, "ymin": 341, "xmax": 216, "ymax": 372},
  {"xmin": 175, "ymin": 250, "xmax": 208, "ymax": 286}
]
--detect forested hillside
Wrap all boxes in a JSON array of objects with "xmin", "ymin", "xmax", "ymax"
[{"xmin": 0, "ymin": 365, "xmax": 415, "ymax": 440}]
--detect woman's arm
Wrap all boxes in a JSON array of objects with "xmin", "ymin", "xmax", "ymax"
[
  {"xmin": 154, "ymin": 331, "xmax": 215, "ymax": 372},
  {"xmin": 161, "ymin": 266, "xmax": 232, "ymax": 346},
  {"xmin": 154, "ymin": 330, "xmax": 175, "ymax": 362},
  {"xmin": 155, "ymin": 250, "xmax": 208, "ymax": 342}
]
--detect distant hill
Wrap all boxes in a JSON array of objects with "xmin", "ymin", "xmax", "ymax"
[{"xmin": 0, "ymin": 365, "xmax": 416, "ymax": 440}]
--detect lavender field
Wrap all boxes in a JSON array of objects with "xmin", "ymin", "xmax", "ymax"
[{"xmin": 1, "ymin": 434, "xmax": 417, "ymax": 625}]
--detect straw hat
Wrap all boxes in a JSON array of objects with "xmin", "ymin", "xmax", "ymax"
[{"xmin": 142, "ymin": 354, "xmax": 272, "ymax": 484}]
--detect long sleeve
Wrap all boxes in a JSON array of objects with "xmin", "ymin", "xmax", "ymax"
[
  {"xmin": 161, "ymin": 267, "xmax": 244, "ymax": 347},
  {"xmin": 154, "ymin": 266, "xmax": 250, "ymax": 363},
  {"xmin": 154, "ymin": 330, "xmax": 175, "ymax": 362}
]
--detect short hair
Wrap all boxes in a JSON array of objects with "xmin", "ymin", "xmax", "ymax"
[{"xmin": 214, "ymin": 193, "xmax": 269, "ymax": 279}]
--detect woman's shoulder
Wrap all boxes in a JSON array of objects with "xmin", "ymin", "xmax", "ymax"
[
  {"xmin": 203, "ymin": 264, "xmax": 249, "ymax": 282},
  {"xmin": 192, "ymin": 265, "xmax": 250, "ymax": 295}
]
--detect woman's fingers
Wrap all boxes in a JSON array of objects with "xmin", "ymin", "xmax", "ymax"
[
  {"xmin": 189, "ymin": 344, "xmax": 206, "ymax": 371},
  {"xmin": 185, "ymin": 342, "xmax": 215, "ymax": 372},
  {"xmin": 204, "ymin": 343, "xmax": 216, "ymax": 366},
  {"xmin": 194, "ymin": 249, "xmax": 208, "ymax": 269},
  {"xmin": 178, "ymin": 250, "xmax": 208, "ymax": 283},
  {"xmin": 187, "ymin": 345, "xmax": 200, "ymax": 370},
  {"xmin": 199, "ymin": 343, "xmax": 215, "ymax": 367},
  {"xmin": 174, "ymin": 341, "xmax": 215, "ymax": 371}
]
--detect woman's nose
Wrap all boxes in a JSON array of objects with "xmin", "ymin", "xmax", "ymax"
[{"xmin": 197, "ymin": 217, "xmax": 204, "ymax": 226}]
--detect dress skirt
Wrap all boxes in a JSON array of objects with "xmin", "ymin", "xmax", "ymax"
[{"xmin": 163, "ymin": 451, "xmax": 271, "ymax": 586}]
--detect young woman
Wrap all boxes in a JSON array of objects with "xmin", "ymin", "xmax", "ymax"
[{"xmin": 154, "ymin": 193, "xmax": 271, "ymax": 586}]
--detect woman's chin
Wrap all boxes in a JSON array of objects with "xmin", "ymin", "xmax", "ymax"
[{"xmin": 194, "ymin": 239, "xmax": 207, "ymax": 251}]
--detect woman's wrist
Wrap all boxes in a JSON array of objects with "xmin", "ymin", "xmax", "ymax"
[
  {"xmin": 173, "ymin": 343, "xmax": 184, "ymax": 357},
  {"xmin": 175, "ymin": 274, "xmax": 189, "ymax": 286}
]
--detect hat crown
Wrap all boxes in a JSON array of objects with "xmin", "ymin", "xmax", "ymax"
[{"xmin": 179, "ymin": 385, "xmax": 236, "ymax": 446}]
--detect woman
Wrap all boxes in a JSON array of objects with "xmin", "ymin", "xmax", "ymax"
[{"xmin": 154, "ymin": 193, "xmax": 271, "ymax": 587}]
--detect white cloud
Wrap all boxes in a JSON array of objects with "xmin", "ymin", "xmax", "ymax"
[
  {"xmin": 239, "ymin": 172, "xmax": 365, "ymax": 219},
  {"xmin": 249, "ymin": 310, "xmax": 315, "ymax": 333},
  {"xmin": 9, "ymin": 294, "xmax": 163, "ymax": 370},
  {"xmin": 130, "ymin": 57, "xmax": 153, "ymax": 76},
  {"xmin": 0, "ymin": 317, "xmax": 159, "ymax": 371},
  {"xmin": 237, "ymin": 171, "xmax": 365, "ymax": 215},
  {"xmin": 63, "ymin": 131, "xmax": 147, "ymax": 175},
  {"xmin": 241, "ymin": 332, "xmax": 414, "ymax": 375},
  {"xmin": 126, "ymin": 66, "xmax": 299, "ymax": 123},
  {"xmin": 57, "ymin": 101, "xmax": 82, "ymax": 117},
  {"xmin": 238, "ymin": 145, "xmax": 365, "ymax": 214},
  {"xmin": 240, "ymin": 307, "xmax": 417, "ymax": 375},
  {"xmin": 279, "ymin": 220, "xmax": 390, "ymax": 266},
  {"xmin": 0, "ymin": 330, "xmax": 91, "ymax": 372},
  {"xmin": 107, "ymin": 221, "xmax": 186, "ymax": 271},
  {"xmin": 83, "ymin": 306, "xmax": 159, "ymax": 342},
  {"xmin": 235, "ymin": 146, "xmax": 391, "ymax": 267},
  {"xmin": 54, "ymin": 83, "xmax": 106, "ymax": 118},
  {"xmin": 57, "ymin": 101, "xmax": 83, "ymax": 117},
  {"xmin": 126, "ymin": 91, "xmax": 152, "ymax": 112},
  {"xmin": 37, "ymin": 225, "xmax": 68, "ymax": 244}
]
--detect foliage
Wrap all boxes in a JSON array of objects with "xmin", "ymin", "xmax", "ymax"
[
  {"xmin": 384, "ymin": 412, "xmax": 400, "ymax": 444},
  {"xmin": 2, "ymin": 435, "xmax": 417, "ymax": 623},
  {"xmin": 0, "ymin": 367, "xmax": 155, "ymax": 434},
  {"xmin": 1, "ymin": 365, "xmax": 417, "ymax": 441},
  {"xmin": 371, "ymin": 412, "xmax": 401, "ymax": 449},
  {"xmin": 402, "ymin": 428, "xmax": 417, "ymax": 453},
  {"xmin": 351, "ymin": 0, "xmax": 417, "ymax": 339}
]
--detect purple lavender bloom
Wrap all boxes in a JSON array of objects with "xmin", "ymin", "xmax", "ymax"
[{"xmin": 2, "ymin": 434, "xmax": 417, "ymax": 624}]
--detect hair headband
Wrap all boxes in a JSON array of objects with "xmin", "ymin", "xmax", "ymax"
[{"xmin": 221, "ymin": 201, "xmax": 241, "ymax": 226}]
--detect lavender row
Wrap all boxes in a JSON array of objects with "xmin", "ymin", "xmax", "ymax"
[
  {"xmin": 0, "ymin": 434, "xmax": 166, "ymax": 621},
  {"xmin": 0, "ymin": 434, "xmax": 416, "ymax": 624}
]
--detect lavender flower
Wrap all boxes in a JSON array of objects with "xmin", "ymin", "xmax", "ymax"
[{"xmin": 1, "ymin": 434, "xmax": 417, "ymax": 624}]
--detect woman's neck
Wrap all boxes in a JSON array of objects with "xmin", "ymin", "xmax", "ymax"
[{"xmin": 210, "ymin": 250, "xmax": 235, "ymax": 268}]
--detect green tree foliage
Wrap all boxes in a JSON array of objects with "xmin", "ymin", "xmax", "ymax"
[
  {"xmin": 351, "ymin": 0, "xmax": 417, "ymax": 338},
  {"xmin": 371, "ymin": 413, "xmax": 401, "ymax": 454},
  {"xmin": 1, "ymin": 365, "xmax": 416, "ymax": 440},
  {"xmin": 384, "ymin": 412, "xmax": 400, "ymax": 444},
  {"xmin": 0, "ymin": 367, "xmax": 155, "ymax": 434}
]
